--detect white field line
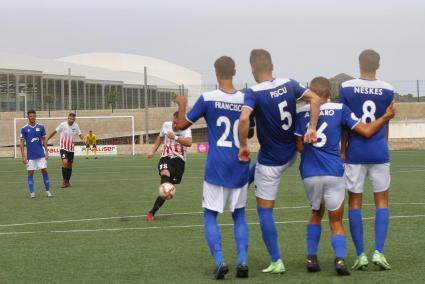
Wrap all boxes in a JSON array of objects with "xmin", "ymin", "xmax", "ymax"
[
  {"xmin": 2, "ymin": 168, "xmax": 425, "ymax": 185},
  {"xmin": 0, "ymin": 202, "xmax": 424, "ymax": 228},
  {"xmin": 1, "ymin": 214, "xmax": 424, "ymax": 236}
]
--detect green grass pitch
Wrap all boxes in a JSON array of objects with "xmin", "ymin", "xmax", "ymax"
[{"xmin": 0, "ymin": 151, "xmax": 424, "ymax": 283}]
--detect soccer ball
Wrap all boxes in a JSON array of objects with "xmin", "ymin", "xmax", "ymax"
[{"xmin": 158, "ymin": 182, "xmax": 176, "ymax": 199}]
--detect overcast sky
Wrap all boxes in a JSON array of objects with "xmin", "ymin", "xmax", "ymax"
[{"xmin": 0, "ymin": 0, "xmax": 424, "ymax": 84}]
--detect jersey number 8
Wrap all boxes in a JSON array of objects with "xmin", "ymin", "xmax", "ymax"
[
  {"xmin": 217, "ymin": 116, "xmax": 240, "ymax": 148},
  {"xmin": 362, "ymin": 100, "xmax": 376, "ymax": 123}
]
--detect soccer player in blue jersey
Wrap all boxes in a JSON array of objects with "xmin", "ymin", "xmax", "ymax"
[
  {"xmin": 295, "ymin": 77, "xmax": 395, "ymax": 276},
  {"xmin": 238, "ymin": 49, "xmax": 321, "ymax": 274},
  {"xmin": 20, "ymin": 110, "xmax": 52, "ymax": 198},
  {"xmin": 340, "ymin": 50, "xmax": 395, "ymax": 270},
  {"xmin": 175, "ymin": 56, "xmax": 254, "ymax": 280}
]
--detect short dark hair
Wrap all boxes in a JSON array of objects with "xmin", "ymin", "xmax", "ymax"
[
  {"xmin": 68, "ymin": 113, "xmax": 76, "ymax": 118},
  {"xmin": 250, "ymin": 49, "xmax": 273, "ymax": 72},
  {"xmin": 359, "ymin": 49, "xmax": 380, "ymax": 72},
  {"xmin": 214, "ymin": 56, "xmax": 236, "ymax": 79},
  {"xmin": 310, "ymin": 76, "xmax": 331, "ymax": 98},
  {"xmin": 27, "ymin": 110, "xmax": 36, "ymax": 115},
  {"xmin": 173, "ymin": 111, "xmax": 179, "ymax": 118}
]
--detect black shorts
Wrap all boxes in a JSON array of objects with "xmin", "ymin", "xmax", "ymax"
[
  {"xmin": 157, "ymin": 157, "xmax": 185, "ymax": 184},
  {"xmin": 60, "ymin": 150, "xmax": 75, "ymax": 163},
  {"xmin": 86, "ymin": 144, "xmax": 97, "ymax": 148}
]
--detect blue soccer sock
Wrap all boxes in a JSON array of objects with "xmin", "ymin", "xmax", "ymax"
[
  {"xmin": 331, "ymin": 234, "xmax": 347, "ymax": 258},
  {"xmin": 204, "ymin": 208, "xmax": 224, "ymax": 266},
  {"xmin": 232, "ymin": 208, "xmax": 248, "ymax": 265},
  {"xmin": 27, "ymin": 175, "xmax": 34, "ymax": 193},
  {"xmin": 249, "ymin": 163, "xmax": 256, "ymax": 185},
  {"xmin": 349, "ymin": 209, "xmax": 365, "ymax": 256},
  {"xmin": 42, "ymin": 172, "xmax": 50, "ymax": 191},
  {"xmin": 306, "ymin": 224, "xmax": 321, "ymax": 255},
  {"xmin": 375, "ymin": 208, "xmax": 389, "ymax": 253},
  {"xmin": 257, "ymin": 206, "xmax": 281, "ymax": 262}
]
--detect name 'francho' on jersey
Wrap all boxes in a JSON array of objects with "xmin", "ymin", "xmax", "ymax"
[
  {"xmin": 244, "ymin": 78, "xmax": 308, "ymax": 166},
  {"xmin": 186, "ymin": 89, "xmax": 249, "ymax": 188},
  {"xmin": 20, "ymin": 123, "xmax": 46, "ymax": 160},
  {"xmin": 56, "ymin": 122, "xmax": 82, "ymax": 152},
  {"xmin": 160, "ymin": 121, "xmax": 192, "ymax": 161},
  {"xmin": 339, "ymin": 79, "xmax": 394, "ymax": 164},
  {"xmin": 295, "ymin": 103, "xmax": 360, "ymax": 179}
]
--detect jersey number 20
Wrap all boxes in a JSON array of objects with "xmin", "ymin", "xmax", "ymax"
[{"xmin": 217, "ymin": 116, "xmax": 240, "ymax": 148}]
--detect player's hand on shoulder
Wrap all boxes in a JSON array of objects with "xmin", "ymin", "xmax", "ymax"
[
  {"xmin": 384, "ymin": 101, "xmax": 396, "ymax": 120},
  {"xmin": 175, "ymin": 95, "xmax": 187, "ymax": 106},
  {"xmin": 304, "ymin": 125, "xmax": 318, "ymax": 144},
  {"xmin": 238, "ymin": 146, "xmax": 250, "ymax": 162},
  {"xmin": 166, "ymin": 131, "xmax": 176, "ymax": 140}
]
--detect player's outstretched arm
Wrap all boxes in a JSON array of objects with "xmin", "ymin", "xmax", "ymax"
[
  {"xmin": 46, "ymin": 130, "xmax": 57, "ymax": 141},
  {"xmin": 301, "ymin": 90, "xmax": 321, "ymax": 143},
  {"xmin": 353, "ymin": 101, "xmax": 395, "ymax": 139},
  {"xmin": 147, "ymin": 135, "xmax": 163, "ymax": 159},
  {"xmin": 19, "ymin": 138, "xmax": 27, "ymax": 164},
  {"xmin": 79, "ymin": 134, "xmax": 85, "ymax": 143},
  {"xmin": 175, "ymin": 96, "xmax": 193, "ymax": 130},
  {"xmin": 238, "ymin": 107, "xmax": 253, "ymax": 162}
]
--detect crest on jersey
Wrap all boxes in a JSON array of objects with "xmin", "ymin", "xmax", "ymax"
[{"xmin": 36, "ymin": 128, "xmax": 40, "ymax": 132}]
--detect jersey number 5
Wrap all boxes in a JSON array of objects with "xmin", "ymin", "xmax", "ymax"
[
  {"xmin": 278, "ymin": 101, "xmax": 292, "ymax": 130},
  {"xmin": 217, "ymin": 116, "xmax": 240, "ymax": 148}
]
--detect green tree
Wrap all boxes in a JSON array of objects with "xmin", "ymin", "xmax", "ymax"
[
  {"xmin": 106, "ymin": 90, "xmax": 118, "ymax": 113},
  {"xmin": 44, "ymin": 94, "xmax": 54, "ymax": 117}
]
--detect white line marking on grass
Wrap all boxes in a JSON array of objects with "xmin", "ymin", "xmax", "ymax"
[
  {"xmin": 1, "ymin": 214, "xmax": 424, "ymax": 236},
  {"xmin": 0, "ymin": 202, "xmax": 423, "ymax": 228},
  {"xmin": 2, "ymin": 168, "xmax": 424, "ymax": 184}
]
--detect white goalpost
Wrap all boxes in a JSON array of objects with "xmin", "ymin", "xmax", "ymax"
[{"xmin": 14, "ymin": 115, "xmax": 135, "ymax": 158}]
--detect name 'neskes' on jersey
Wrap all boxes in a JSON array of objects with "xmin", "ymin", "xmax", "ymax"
[
  {"xmin": 186, "ymin": 89, "xmax": 249, "ymax": 188},
  {"xmin": 295, "ymin": 103, "xmax": 360, "ymax": 179},
  {"xmin": 20, "ymin": 123, "xmax": 46, "ymax": 160},
  {"xmin": 244, "ymin": 78, "xmax": 308, "ymax": 166},
  {"xmin": 339, "ymin": 79, "xmax": 394, "ymax": 164}
]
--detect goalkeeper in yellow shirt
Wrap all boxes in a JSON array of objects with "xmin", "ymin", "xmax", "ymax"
[{"xmin": 85, "ymin": 130, "xmax": 97, "ymax": 159}]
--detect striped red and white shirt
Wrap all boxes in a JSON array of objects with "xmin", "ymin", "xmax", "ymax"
[
  {"xmin": 56, "ymin": 122, "xmax": 82, "ymax": 152},
  {"xmin": 160, "ymin": 121, "xmax": 191, "ymax": 161}
]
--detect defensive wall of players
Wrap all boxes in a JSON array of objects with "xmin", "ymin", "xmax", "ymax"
[{"xmin": 0, "ymin": 102, "xmax": 424, "ymax": 157}]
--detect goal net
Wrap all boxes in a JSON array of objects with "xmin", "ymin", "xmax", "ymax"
[{"xmin": 14, "ymin": 116, "xmax": 135, "ymax": 158}]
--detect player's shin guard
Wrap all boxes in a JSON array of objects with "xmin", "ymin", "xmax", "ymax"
[
  {"xmin": 93, "ymin": 148, "xmax": 97, "ymax": 156},
  {"xmin": 375, "ymin": 208, "xmax": 389, "ymax": 253},
  {"xmin": 27, "ymin": 175, "xmax": 34, "ymax": 193},
  {"xmin": 331, "ymin": 235, "xmax": 347, "ymax": 258},
  {"xmin": 61, "ymin": 167, "xmax": 67, "ymax": 181},
  {"xmin": 349, "ymin": 209, "xmax": 365, "ymax": 256},
  {"xmin": 306, "ymin": 224, "xmax": 321, "ymax": 256},
  {"xmin": 42, "ymin": 172, "xmax": 50, "ymax": 191},
  {"xmin": 85, "ymin": 148, "xmax": 89, "ymax": 157},
  {"xmin": 204, "ymin": 208, "xmax": 224, "ymax": 266},
  {"xmin": 257, "ymin": 207, "xmax": 281, "ymax": 262},
  {"xmin": 160, "ymin": 175, "xmax": 171, "ymax": 184},
  {"xmin": 232, "ymin": 208, "xmax": 248, "ymax": 265},
  {"xmin": 68, "ymin": 168, "xmax": 73, "ymax": 180},
  {"xmin": 150, "ymin": 196, "xmax": 166, "ymax": 215}
]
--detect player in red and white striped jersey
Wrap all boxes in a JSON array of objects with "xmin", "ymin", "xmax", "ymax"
[
  {"xmin": 146, "ymin": 111, "xmax": 192, "ymax": 221},
  {"xmin": 47, "ymin": 113, "xmax": 85, "ymax": 188}
]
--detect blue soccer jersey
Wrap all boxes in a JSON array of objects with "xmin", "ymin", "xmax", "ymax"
[
  {"xmin": 339, "ymin": 79, "xmax": 394, "ymax": 164},
  {"xmin": 20, "ymin": 123, "xmax": 46, "ymax": 160},
  {"xmin": 295, "ymin": 103, "xmax": 360, "ymax": 179},
  {"xmin": 186, "ymin": 89, "xmax": 250, "ymax": 188},
  {"xmin": 244, "ymin": 78, "xmax": 308, "ymax": 166}
]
